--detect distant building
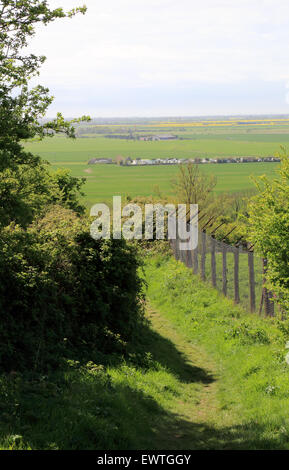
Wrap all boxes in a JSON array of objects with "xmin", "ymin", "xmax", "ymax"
[
  {"xmin": 88, "ymin": 158, "xmax": 112, "ymax": 164},
  {"xmin": 154, "ymin": 134, "xmax": 177, "ymax": 141}
]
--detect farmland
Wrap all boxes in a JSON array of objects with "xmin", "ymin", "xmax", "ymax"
[
  {"xmin": 22, "ymin": 117, "xmax": 287, "ymax": 204},
  {"xmin": 24, "ymin": 134, "xmax": 289, "ymax": 163},
  {"xmin": 51, "ymin": 162, "xmax": 277, "ymax": 206}
]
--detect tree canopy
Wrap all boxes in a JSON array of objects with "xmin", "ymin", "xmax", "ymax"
[{"xmin": 0, "ymin": 0, "xmax": 89, "ymax": 226}]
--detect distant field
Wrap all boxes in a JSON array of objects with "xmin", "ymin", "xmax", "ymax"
[
  {"xmin": 24, "ymin": 134, "xmax": 289, "ymax": 163},
  {"xmin": 46, "ymin": 162, "xmax": 278, "ymax": 206},
  {"xmin": 23, "ymin": 123, "xmax": 284, "ymax": 205}
]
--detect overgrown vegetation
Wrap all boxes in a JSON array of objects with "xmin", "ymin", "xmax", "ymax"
[
  {"xmin": 249, "ymin": 148, "xmax": 289, "ymax": 313},
  {"xmin": 0, "ymin": 205, "xmax": 145, "ymax": 371}
]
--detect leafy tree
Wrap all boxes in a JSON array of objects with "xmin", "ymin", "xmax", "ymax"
[
  {"xmin": 171, "ymin": 162, "xmax": 217, "ymax": 207},
  {"xmin": 49, "ymin": 168, "xmax": 86, "ymax": 214},
  {"xmin": 249, "ymin": 148, "xmax": 289, "ymax": 313},
  {"xmin": 0, "ymin": 0, "xmax": 89, "ymax": 226},
  {"xmin": 0, "ymin": 2, "xmax": 146, "ymax": 372}
]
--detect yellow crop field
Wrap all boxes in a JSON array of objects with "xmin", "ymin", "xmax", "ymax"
[{"xmin": 157, "ymin": 119, "xmax": 289, "ymax": 127}]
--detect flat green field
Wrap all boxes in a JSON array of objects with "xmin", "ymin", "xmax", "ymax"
[
  {"xmin": 24, "ymin": 134, "xmax": 289, "ymax": 162},
  {"xmin": 23, "ymin": 131, "xmax": 282, "ymax": 205},
  {"xmin": 49, "ymin": 161, "xmax": 278, "ymax": 206}
]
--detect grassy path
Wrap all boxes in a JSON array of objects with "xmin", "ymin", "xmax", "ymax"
[
  {"xmin": 0, "ymin": 299, "xmax": 240, "ymax": 450},
  {"xmin": 145, "ymin": 305, "xmax": 237, "ymax": 450},
  {"xmin": 144, "ymin": 255, "xmax": 289, "ymax": 450}
]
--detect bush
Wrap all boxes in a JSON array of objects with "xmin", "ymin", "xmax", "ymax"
[
  {"xmin": 0, "ymin": 206, "xmax": 144, "ymax": 371},
  {"xmin": 249, "ymin": 148, "xmax": 289, "ymax": 314}
]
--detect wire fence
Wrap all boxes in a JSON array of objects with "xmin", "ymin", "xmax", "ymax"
[{"xmin": 170, "ymin": 230, "xmax": 275, "ymax": 316}]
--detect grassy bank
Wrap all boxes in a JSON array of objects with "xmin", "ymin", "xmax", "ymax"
[{"xmin": 146, "ymin": 254, "xmax": 289, "ymax": 449}]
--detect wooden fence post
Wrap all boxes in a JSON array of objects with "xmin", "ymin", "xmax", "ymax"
[
  {"xmin": 211, "ymin": 237, "xmax": 217, "ymax": 288},
  {"xmin": 175, "ymin": 237, "xmax": 180, "ymax": 261},
  {"xmin": 171, "ymin": 239, "xmax": 176, "ymax": 259},
  {"xmin": 182, "ymin": 246, "xmax": 187, "ymax": 265},
  {"xmin": 193, "ymin": 246, "xmax": 198, "ymax": 275},
  {"xmin": 268, "ymin": 291, "xmax": 275, "ymax": 317},
  {"xmin": 234, "ymin": 246, "xmax": 240, "ymax": 304},
  {"xmin": 185, "ymin": 221, "xmax": 193, "ymax": 268},
  {"xmin": 201, "ymin": 231, "xmax": 206, "ymax": 281},
  {"xmin": 262, "ymin": 258, "xmax": 274, "ymax": 316},
  {"xmin": 222, "ymin": 243, "xmax": 227, "ymax": 296},
  {"xmin": 180, "ymin": 244, "xmax": 185, "ymax": 264},
  {"xmin": 248, "ymin": 250, "xmax": 256, "ymax": 312},
  {"xmin": 263, "ymin": 258, "xmax": 270, "ymax": 315},
  {"xmin": 186, "ymin": 247, "xmax": 193, "ymax": 268}
]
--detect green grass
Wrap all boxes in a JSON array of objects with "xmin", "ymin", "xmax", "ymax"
[
  {"xmin": 22, "ymin": 135, "xmax": 281, "ymax": 205},
  {"xmin": 2, "ymin": 252, "xmax": 289, "ymax": 450},
  {"xmin": 48, "ymin": 161, "xmax": 278, "ymax": 206},
  {"xmin": 24, "ymin": 135, "xmax": 289, "ymax": 163},
  {"xmin": 145, "ymin": 254, "xmax": 289, "ymax": 449}
]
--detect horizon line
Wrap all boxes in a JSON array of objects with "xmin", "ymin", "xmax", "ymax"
[{"xmin": 45, "ymin": 112, "xmax": 289, "ymax": 120}]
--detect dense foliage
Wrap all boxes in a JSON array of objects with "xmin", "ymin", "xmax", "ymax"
[
  {"xmin": 0, "ymin": 206, "xmax": 144, "ymax": 371},
  {"xmin": 249, "ymin": 148, "xmax": 289, "ymax": 313}
]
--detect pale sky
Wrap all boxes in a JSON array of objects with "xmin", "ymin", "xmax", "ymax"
[{"xmin": 29, "ymin": 0, "xmax": 289, "ymax": 117}]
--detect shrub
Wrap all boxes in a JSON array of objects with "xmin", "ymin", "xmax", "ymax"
[
  {"xmin": 0, "ymin": 206, "xmax": 144, "ymax": 371},
  {"xmin": 249, "ymin": 148, "xmax": 289, "ymax": 314}
]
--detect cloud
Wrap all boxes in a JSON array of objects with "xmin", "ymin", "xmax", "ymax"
[{"xmin": 27, "ymin": 0, "xmax": 289, "ymax": 115}]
